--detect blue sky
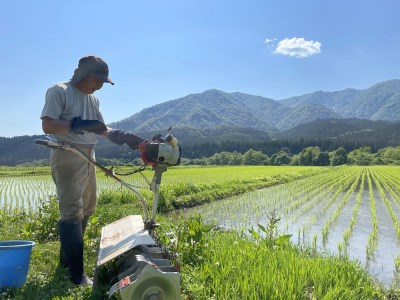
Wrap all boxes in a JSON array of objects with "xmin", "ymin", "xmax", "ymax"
[{"xmin": 0, "ymin": 0, "xmax": 399, "ymax": 137}]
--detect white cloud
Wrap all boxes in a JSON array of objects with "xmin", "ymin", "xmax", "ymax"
[
  {"xmin": 264, "ymin": 38, "xmax": 277, "ymax": 49},
  {"xmin": 264, "ymin": 38, "xmax": 276, "ymax": 44},
  {"xmin": 274, "ymin": 37, "xmax": 321, "ymax": 58}
]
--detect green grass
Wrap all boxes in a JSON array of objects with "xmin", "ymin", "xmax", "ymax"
[
  {"xmin": 1, "ymin": 166, "xmax": 399, "ymax": 299},
  {"xmin": 125, "ymin": 165, "xmax": 332, "ymax": 211},
  {"xmin": 141, "ymin": 165, "xmax": 327, "ymax": 184},
  {"xmin": 0, "ymin": 166, "xmax": 51, "ymax": 176},
  {"xmin": 181, "ymin": 231, "xmax": 385, "ymax": 300}
]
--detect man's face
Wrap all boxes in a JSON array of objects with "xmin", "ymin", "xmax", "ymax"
[{"xmin": 77, "ymin": 75, "xmax": 104, "ymax": 94}]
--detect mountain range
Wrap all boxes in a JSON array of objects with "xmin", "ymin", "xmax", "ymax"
[
  {"xmin": 109, "ymin": 79, "xmax": 400, "ymax": 134},
  {"xmin": 1, "ymin": 79, "xmax": 400, "ymax": 166}
]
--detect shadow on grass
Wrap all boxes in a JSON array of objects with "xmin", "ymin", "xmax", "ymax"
[
  {"xmin": 1, "ymin": 267, "xmax": 93, "ymax": 300},
  {"xmin": 0, "ymin": 238, "xmax": 94, "ymax": 300}
]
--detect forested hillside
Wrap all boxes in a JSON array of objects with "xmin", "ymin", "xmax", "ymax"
[
  {"xmin": 110, "ymin": 79, "xmax": 400, "ymax": 133},
  {"xmin": 1, "ymin": 79, "xmax": 400, "ymax": 166},
  {"xmin": 1, "ymin": 120, "xmax": 399, "ymax": 166}
]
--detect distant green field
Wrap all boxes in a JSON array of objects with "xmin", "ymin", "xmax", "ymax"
[
  {"xmin": 134, "ymin": 165, "xmax": 328, "ymax": 184},
  {"xmin": 0, "ymin": 165, "xmax": 328, "ymax": 212}
]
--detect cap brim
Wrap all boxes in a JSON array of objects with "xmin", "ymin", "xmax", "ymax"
[{"xmin": 93, "ymin": 73, "xmax": 115, "ymax": 85}]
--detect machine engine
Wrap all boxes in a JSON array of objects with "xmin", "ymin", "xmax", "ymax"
[{"xmin": 140, "ymin": 134, "xmax": 181, "ymax": 166}]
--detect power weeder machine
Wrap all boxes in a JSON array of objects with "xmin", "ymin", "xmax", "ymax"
[{"xmin": 35, "ymin": 130, "xmax": 182, "ymax": 300}]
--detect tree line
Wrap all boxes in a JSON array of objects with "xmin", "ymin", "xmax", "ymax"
[
  {"xmin": 2, "ymin": 132, "xmax": 400, "ymax": 167},
  {"xmin": 16, "ymin": 145, "xmax": 400, "ymax": 167},
  {"xmin": 180, "ymin": 146, "xmax": 400, "ymax": 166}
]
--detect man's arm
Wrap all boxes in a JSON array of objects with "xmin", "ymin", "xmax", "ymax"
[
  {"xmin": 41, "ymin": 117, "xmax": 70, "ymax": 134},
  {"xmin": 42, "ymin": 116, "xmax": 108, "ymax": 135},
  {"xmin": 106, "ymin": 129, "xmax": 144, "ymax": 149}
]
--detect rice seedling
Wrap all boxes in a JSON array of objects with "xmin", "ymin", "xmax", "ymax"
[
  {"xmin": 366, "ymin": 168, "xmax": 378, "ymax": 259},
  {"xmin": 371, "ymin": 171, "xmax": 400, "ymax": 240},
  {"xmin": 341, "ymin": 167, "xmax": 366, "ymax": 253},
  {"xmin": 321, "ymin": 169, "xmax": 362, "ymax": 244}
]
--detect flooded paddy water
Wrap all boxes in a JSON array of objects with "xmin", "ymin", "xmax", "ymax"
[
  {"xmin": 183, "ymin": 166, "xmax": 400, "ymax": 288},
  {"xmin": 0, "ymin": 173, "xmax": 144, "ymax": 211}
]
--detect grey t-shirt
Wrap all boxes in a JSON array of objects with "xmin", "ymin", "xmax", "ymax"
[{"xmin": 41, "ymin": 81, "xmax": 105, "ymax": 144}]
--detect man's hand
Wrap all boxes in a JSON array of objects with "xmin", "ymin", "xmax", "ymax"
[
  {"xmin": 70, "ymin": 117, "xmax": 107, "ymax": 134},
  {"xmin": 107, "ymin": 129, "xmax": 144, "ymax": 149}
]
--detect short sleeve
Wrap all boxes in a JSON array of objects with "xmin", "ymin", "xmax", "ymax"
[
  {"xmin": 97, "ymin": 111, "xmax": 105, "ymax": 123},
  {"xmin": 40, "ymin": 85, "xmax": 65, "ymax": 120}
]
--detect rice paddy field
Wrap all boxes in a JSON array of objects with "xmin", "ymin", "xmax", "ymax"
[
  {"xmin": 0, "ymin": 165, "xmax": 325, "ymax": 213},
  {"xmin": 1, "ymin": 165, "xmax": 400, "ymax": 298},
  {"xmin": 183, "ymin": 165, "xmax": 400, "ymax": 289}
]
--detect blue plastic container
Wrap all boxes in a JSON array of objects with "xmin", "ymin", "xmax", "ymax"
[{"xmin": 0, "ymin": 240, "xmax": 35, "ymax": 288}]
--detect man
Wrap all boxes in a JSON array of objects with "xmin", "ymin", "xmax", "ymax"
[{"xmin": 41, "ymin": 55, "xmax": 143, "ymax": 286}]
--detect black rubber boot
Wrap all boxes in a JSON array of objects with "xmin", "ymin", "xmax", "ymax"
[
  {"xmin": 59, "ymin": 216, "xmax": 90, "ymax": 269},
  {"xmin": 58, "ymin": 217, "xmax": 93, "ymax": 286},
  {"xmin": 58, "ymin": 247, "xmax": 68, "ymax": 269}
]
